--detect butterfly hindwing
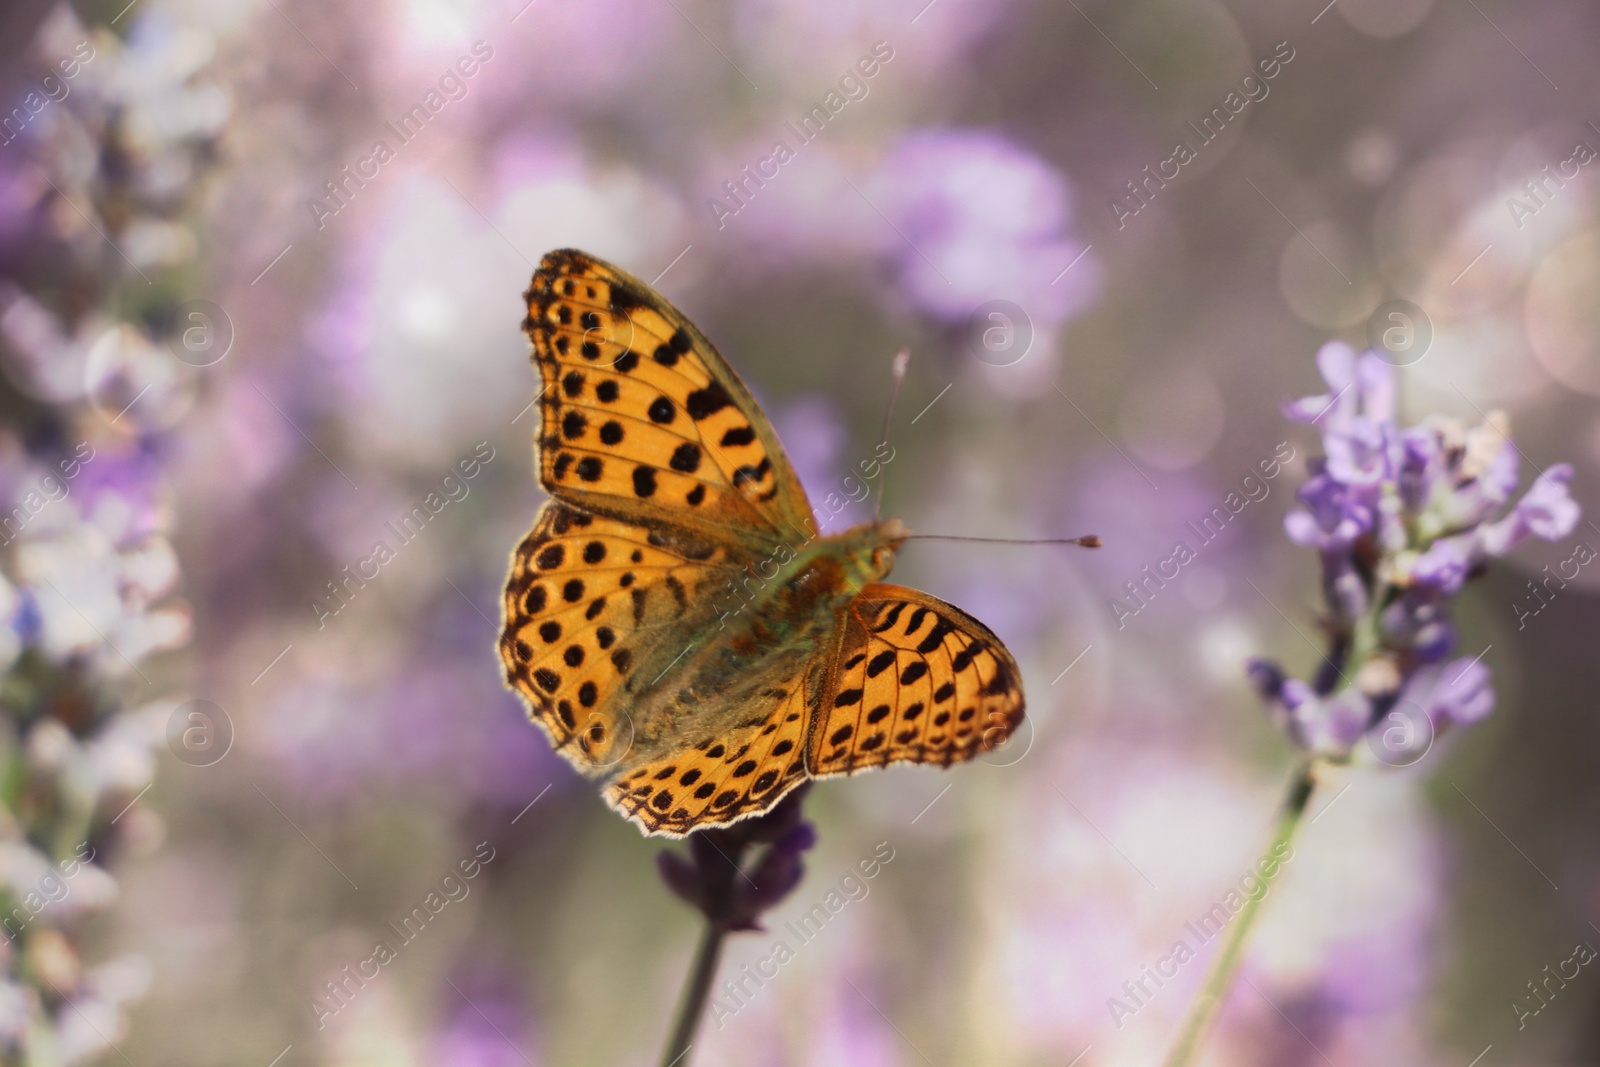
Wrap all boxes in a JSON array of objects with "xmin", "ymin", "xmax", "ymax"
[
  {"xmin": 501, "ymin": 501, "xmax": 737, "ymax": 774},
  {"xmin": 808, "ymin": 584, "xmax": 1025, "ymax": 776},
  {"xmin": 523, "ymin": 249, "xmax": 811, "ymax": 542},
  {"xmin": 603, "ymin": 668, "xmax": 819, "ymax": 836}
]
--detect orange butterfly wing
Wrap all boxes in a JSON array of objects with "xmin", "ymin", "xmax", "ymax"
[
  {"xmin": 501, "ymin": 502, "xmax": 739, "ymax": 774},
  {"xmin": 521, "ymin": 249, "xmax": 813, "ymax": 541},
  {"xmin": 808, "ymin": 584, "xmax": 1025, "ymax": 776},
  {"xmin": 603, "ymin": 667, "xmax": 820, "ymax": 836}
]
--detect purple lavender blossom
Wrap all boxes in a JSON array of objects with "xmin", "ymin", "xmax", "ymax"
[
  {"xmin": 1254, "ymin": 342, "xmax": 1580, "ymax": 758},
  {"xmin": 0, "ymin": 7, "xmax": 225, "ymax": 1057}
]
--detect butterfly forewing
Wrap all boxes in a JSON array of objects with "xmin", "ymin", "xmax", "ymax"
[
  {"xmin": 524, "ymin": 249, "xmax": 811, "ymax": 541},
  {"xmin": 808, "ymin": 584, "xmax": 1025, "ymax": 776}
]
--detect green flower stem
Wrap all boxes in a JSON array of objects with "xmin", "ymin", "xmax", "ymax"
[
  {"xmin": 1339, "ymin": 583, "xmax": 1389, "ymax": 696},
  {"xmin": 51, "ymin": 803, "xmax": 94, "ymax": 870},
  {"xmin": 1160, "ymin": 759, "xmax": 1318, "ymax": 1067},
  {"xmin": 658, "ymin": 919, "xmax": 727, "ymax": 1067}
]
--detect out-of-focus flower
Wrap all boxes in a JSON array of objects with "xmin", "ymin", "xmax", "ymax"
[
  {"xmin": 800, "ymin": 978, "xmax": 904, "ymax": 1067},
  {"xmin": 1253, "ymin": 341, "xmax": 1580, "ymax": 757},
  {"xmin": 733, "ymin": 0, "xmax": 1021, "ymax": 102},
  {"xmin": 0, "ymin": 5, "xmax": 225, "ymax": 1060},
  {"xmin": 21, "ymin": 8, "xmax": 228, "ymax": 274},
  {"xmin": 0, "ymin": 983, "xmax": 29, "ymax": 1043},
  {"xmin": 0, "ymin": 435, "xmax": 179, "ymax": 1060},
  {"xmin": 1, "ymin": 440, "xmax": 186, "ymax": 680},
  {"xmin": 771, "ymin": 396, "xmax": 855, "ymax": 532},
  {"xmin": 874, "ymin": 129, "xmax": 1099, "ymax": 332},
  {"xmin": 264, "ymin": 651, "xmax": 565, "ymax": 810},
  {"xmin": 657, "ymin": 785, "xmax": 816, "ymax": 933},
  {"xmin": 430, "ymin": 966, "xmax": 535, "ymax": 1067},
  {"xmin": 0, "ymin": 289, "xmax": 102, "ymax": 405}
]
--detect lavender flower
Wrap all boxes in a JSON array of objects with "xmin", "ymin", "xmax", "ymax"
[
  {"xmin": 1251, "ymin": 341, "xmax": 1581, "ymax": 758},
  {"xmin": 657, "ymin": 785, "xmax": 816, "ymax": 933},
  {"xmin": 0, "ymin": 7, "xmax": 224, "ymax": 1061},
  {"xmin": 655, "ymin": 788, "xmax": 817, "ymax": 1066}
]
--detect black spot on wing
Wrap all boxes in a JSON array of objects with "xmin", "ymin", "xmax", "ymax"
[
  {"xmin": 608, "ymin": 283, "xmax": 646, "ymax": 313},
  {"xmin": 685, "ymin": 381, "xmax": 733, "ymax": 420},
  {"xmin": 670, "ymin": 443, "xmax": 702, "ymax": 473},
  {"xmin": 633, "ymin": 466, "xmax": 658, "ymax": 497},
  {"xmin": 917, "ymin": 618, "xmax": 955, "ymax": 654},
  {"xmin": 871, "ymin": 602, "xmax": 906, "ymax": 633},
  {"xmin": 733, "ymin": 457, "xmax": 771, "ymax": 488}
]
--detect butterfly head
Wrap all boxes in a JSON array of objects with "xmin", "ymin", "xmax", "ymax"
[
  {"xmin": 868, "ymin": 517, "xmax": 910, "ymax": 575},
  {"xmin": 828, "ymin": 516, "xmax": 909, "ymax": 593}
]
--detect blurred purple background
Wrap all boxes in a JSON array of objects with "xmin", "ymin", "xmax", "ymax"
[{"xmin": 2, "ymin": 0, "xmax": 1600, "ymax": 1064}]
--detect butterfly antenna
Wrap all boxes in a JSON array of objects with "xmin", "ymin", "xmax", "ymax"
[
  {"xmin": 902, "ymin": 534, "xmax": 1103, "ymax": 548},
  {"xmin": 872, "ymin": 349, "xmax": 911, "ymax": 524}
]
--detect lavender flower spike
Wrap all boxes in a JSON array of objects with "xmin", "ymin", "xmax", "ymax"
[{"xmin": 1258, "ymin": 343, "xmax": 1581, "ymax": 760}]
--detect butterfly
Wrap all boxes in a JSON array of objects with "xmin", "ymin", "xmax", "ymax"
[{"xmin": 499, "ymin": 249, "xmax": 1025, "ymax": 837}]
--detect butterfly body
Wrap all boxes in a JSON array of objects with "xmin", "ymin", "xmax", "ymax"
[
  {"xmin": 502, "ymin": 250, "xmax": 1026, "ymax": 836},
  {"xmin": 580, "ymin": 520, "xmax": 906, "ymax": 767},
  {"xmin": 711, "ymin": 519, "xmax": 905, "ymax": 659}
]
